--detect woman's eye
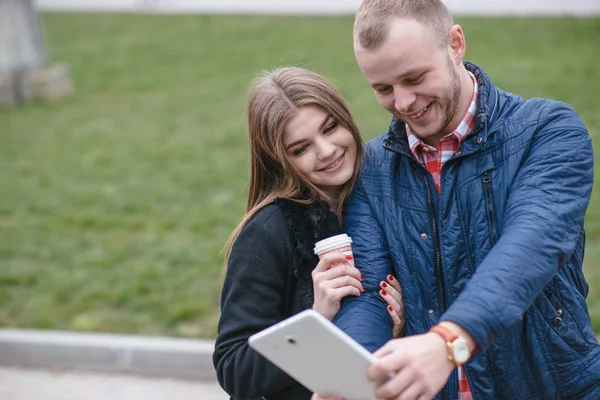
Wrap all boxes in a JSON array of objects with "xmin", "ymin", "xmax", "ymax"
[
  {"xmin": 293, "ymin": 146, "xmax": 307, "ymax": 156},
  {"xmin": 376, "ymin": 86, "xmax": 392, "ymax": 95},
  {"xmin": 324, "ymin": 122, "xmax": 338, "ymax": 134}
]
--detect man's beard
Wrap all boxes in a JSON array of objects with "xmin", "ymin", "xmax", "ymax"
[{"xmin": 406, "ymin": 59, "xmax": 462, "ymax": 140}]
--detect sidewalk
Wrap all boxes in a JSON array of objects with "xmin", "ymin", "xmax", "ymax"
[
  {"xmin": 0, "ymin": 329, "xmax": 216, "ymax": 380},
  {"xmin": 0, "ymin": 366, "xmax": 228, "ymax": 400},
  {"xmin": 0, "ymin": 329, "xmax": 227, "ymax": 399},
  {"xmin": 36, "ymin": 0, "xmax": 600, "ymax": 16}
]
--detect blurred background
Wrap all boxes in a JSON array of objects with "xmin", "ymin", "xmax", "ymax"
[{"xmin": 1, "ymin": 0, "xmax": 599, "ymax": 341}]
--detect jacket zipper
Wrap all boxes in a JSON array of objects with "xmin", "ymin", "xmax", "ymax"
[
  {"xmin": 422, "ymin": 174, "xmax": 447, "ymax": 313},
  {"xmin": 386, "ymin": 137, "xmax": 478, "ymax": 400},
  {"xmin": 422, "ymin": 173, "xmax": 449, "ymax": 400},
  {"xmin": 482, "ymin": 172, "xmax": 498, "ymax": 244},
  {"xmin": 480, "ymin": 171, "xmax": 501, "ymax": 399}
]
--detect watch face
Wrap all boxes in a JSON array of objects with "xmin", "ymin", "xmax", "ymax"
[{"xmin": 453, "ymin": 340, "xmax": 470, "ymax": 363}]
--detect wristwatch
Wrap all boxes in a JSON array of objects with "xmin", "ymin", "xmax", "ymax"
[{"xmin": 429, "ymin": 325, "xmax": 471, "ymax": 367}]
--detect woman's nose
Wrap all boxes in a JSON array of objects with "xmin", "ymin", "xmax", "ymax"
[{"xmin": 316, "ymin": 137, "xmax": 336, "ymax": 160}]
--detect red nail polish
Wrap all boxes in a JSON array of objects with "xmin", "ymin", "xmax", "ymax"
[
  {"xmin": 381, "ymin": 282, "xmax": 387, "ymax": 288},
  {"xmin": 387, "ymin": 305, "xmax": 393, "ymax": 312},
  {"xmin": 360, "ymin": 274, "xmax": 364, "ymax": 281},
  {"xmin": 381, "ymin": 290, "xmax": 387, "ymax": 296},
  {"xmin": 345, "ymin": 255, "xmax": 353, "ymax": 260},
  {"xmin": 388, "ymin": 275, "xmax": 394, "ymax": 281},
  {"xmin": 361, "ymin": 286, "xmax": 365, "ymax": 292}
]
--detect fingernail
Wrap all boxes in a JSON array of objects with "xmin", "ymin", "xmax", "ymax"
[
  {"xmin": 381, "ymin": 282, "xmax": 387, "ymax": 288},
  {"xmin": 345, "ymin": 255, "xmax": 353, "ymax": 260},
  {"xmin": 360, "ymin": 274, "xmax": 364, "ymax": 281},
  {"xmin": 388, "ymin": 275, "xmax": 394, "ymax": 281},
  {"xmin": 381, "ymin": 289, "xmax": 387, "ymax": 296},
  {"xmin": 361, "ymin": 286, "xmax": 365, "ymax": 292},
  {"xmin": 387, "ymin": 305, "xmax": 393, "ymax": 312}
]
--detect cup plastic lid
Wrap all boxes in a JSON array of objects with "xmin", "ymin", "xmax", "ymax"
[{"xmin": 313, "ymin": 233, "xmax": 353, "ymax": 255}]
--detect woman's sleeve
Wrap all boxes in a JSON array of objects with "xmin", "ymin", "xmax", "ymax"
[{"xmin": 213, "ymin": 206, "xmax": 309, "ymax": 399}]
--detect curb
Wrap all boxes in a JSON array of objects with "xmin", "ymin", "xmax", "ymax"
[{"xmin": 0, "ymin": 329, "xmax": 217, "ymax": 381}]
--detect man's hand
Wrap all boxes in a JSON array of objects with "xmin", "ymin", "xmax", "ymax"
[{"xmin": 367, "ymin": 333, "xmax": 455, "ymax": 400}]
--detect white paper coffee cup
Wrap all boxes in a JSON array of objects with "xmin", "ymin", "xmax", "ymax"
[{"xmin": 314, "ymin": 234, "xmax": 354, "ymax": 267}]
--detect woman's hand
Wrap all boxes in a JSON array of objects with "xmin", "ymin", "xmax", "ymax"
[
  {"xmin": 312, "ymin": 252, "xmax": 363, "ymax": 321},
  {"xmin": 311, "ymin": 395, "xmax": 344, "ymax": 400},
  {"xmin": 379, "ymin": 274, "xmax": 405, "ymax": 338}
]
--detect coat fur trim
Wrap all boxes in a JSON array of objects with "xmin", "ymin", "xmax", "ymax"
[{"xmin": 274, "ymin": 198, "xmax": 342, "ymax": 309}]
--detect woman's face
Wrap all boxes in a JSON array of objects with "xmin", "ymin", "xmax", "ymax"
[{"xmin": 282, "ymin": 106, "xmax": 357, "ymax": 199}]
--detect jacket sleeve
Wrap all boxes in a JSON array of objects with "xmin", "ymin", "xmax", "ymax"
[
  {"xmin": 333, "ymin": 173, "xmax": 394, "ymax": 352},
  {"xmin": 213, "ymin": 206, "xmax": 306, "ymax": 399},
  {"xmin": 441, "ymin": 101, "xmax": 594, "ymax": 351}
]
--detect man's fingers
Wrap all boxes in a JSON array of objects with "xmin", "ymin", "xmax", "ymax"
[
  {"xmin": 396, "ymin": 380, "xmax": 425, "ymax": 400},
  {"xmin": 366, "ymin": 360, "xmax": 392, "ymax": 382},
  {"xmin": 374, "ymin": 365, "xmax": 416, "ymax": 400},
  {"xmin": 369, "ymin": 334, "xmax": 455, "ymax": 400},
  {"xmin": 368, "ymin": 344, "xmax": 405, "ymax": 379},
  {"xmin": 372, "ymin": 337, "xmax": 403, "ymax": 358}
]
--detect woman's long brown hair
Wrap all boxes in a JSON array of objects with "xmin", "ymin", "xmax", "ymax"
[{"xmin": 223, "ymin": 67, "xmax": 364, "ymax": 269}]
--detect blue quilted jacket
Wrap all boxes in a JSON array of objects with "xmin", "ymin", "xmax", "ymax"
[{"xmin": 334, "ymin": 63, "xmax": 600, "ymax": 399}]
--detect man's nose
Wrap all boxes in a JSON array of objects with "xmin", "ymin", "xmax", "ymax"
[{"xmin": 394, "ymin": 86, "xmax": 417, "ymax": 114}]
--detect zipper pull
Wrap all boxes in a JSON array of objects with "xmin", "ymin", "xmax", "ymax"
[{"xmin": 483, "ymin": 171, "xmax": 491, "ymax": 184}]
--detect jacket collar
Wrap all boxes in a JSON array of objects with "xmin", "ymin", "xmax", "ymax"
[{"xmin": 383, "ymin": 62, "xmax": 499, "ymax": 157}]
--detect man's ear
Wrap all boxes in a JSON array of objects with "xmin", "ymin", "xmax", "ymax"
[{"xmin": 447, "ymin": 24, "xmax": 466, "ymax": 64}]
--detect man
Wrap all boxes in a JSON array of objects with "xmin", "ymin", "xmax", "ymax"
[{"xmin": 315, "ymin": 0, "xmax": 600, "ymax": 399}]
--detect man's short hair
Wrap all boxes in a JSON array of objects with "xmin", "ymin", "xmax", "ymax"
[{"xmin": 354, "ymin": 0, "xmax": 454, "ymax": 49}]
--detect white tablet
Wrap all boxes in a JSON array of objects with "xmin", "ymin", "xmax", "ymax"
[{"xmin": 248, "ymin": 309, "xmax": 384, "ymax": 400}]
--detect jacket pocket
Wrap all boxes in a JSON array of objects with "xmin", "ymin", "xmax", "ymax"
[
  {"xmin": 530, "ymin": 277, "xmax": 598, "ymax": 397},
  {"xmin": 534, "ymin": 278, "xmax": 589, "ymax": 357},
  {"xmin": 482, "ymin": 171, "xmax": 498, "ymax": 244}
]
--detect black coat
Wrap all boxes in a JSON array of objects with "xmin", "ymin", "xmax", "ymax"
[{"xmin": 213, "ymin": 198, "xmax": 342, "ymax": 400}]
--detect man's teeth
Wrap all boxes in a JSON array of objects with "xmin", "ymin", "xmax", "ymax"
[{"xmin": 410, "ymin": 106, "xmax": 428, "ymax": 119}]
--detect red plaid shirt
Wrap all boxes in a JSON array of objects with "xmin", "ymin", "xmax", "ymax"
[
  {"xmin": 407, "ymin": 71, "xmax": 478, "ymax": 193},
  {"xmin": 406, "ymin": 71, "xmax": 477, "ymax": 399}
]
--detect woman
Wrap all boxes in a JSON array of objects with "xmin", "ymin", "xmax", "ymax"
[{"xmin": 213, "ymin": 67, "xmax": 404, "ymax": 400}]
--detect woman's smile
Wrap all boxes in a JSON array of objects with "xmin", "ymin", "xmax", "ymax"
[{"xmin": 318, "ymin": 152, "xmax": 345, "ymax": 172}]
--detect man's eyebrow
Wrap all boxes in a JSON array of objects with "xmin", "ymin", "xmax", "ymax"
[{"xmin": 371, "ymin": 68, "xmax": 428, "ymax": 87}]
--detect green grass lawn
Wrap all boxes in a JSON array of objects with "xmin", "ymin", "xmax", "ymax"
[{"xmin": 1, "ymin": 14, "xmax": 599, "ymax": 338}]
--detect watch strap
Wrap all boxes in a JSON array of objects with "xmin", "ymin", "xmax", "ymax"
[{"xmin": 429, "ymin": 324, "xmax": 458, "ymax": 343}]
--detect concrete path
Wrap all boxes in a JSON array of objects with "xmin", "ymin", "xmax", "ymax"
[
  {"xmin": 0, "ymin": 329, "xmax": 216, "ymax": 381},
  {"xmin": 0, "ymin": 366, "xmax": 229, "ymax": 400}
]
